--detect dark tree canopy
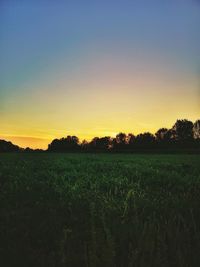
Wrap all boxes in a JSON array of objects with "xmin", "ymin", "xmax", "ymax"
[
  {"xmin": 89, "ymin": 136, "xmax": 111, "ymax": 151},
  {"xmin": 0, "ymin": 140, "xmax": 20, "ymax": 152},
  {"xmin": 48, "ymin": 135, "xmax": 80, "ymax": 152},
  {"xmin": 136, "ymin": 132, "xmax": 155, "ymax": 142},
  {"xmin": 127, "ymin": 133, "xmax": 135, "ymax": 146},
  {"xmin": 155, "ymin": 128, "xmax": 169, "ymax": 142},
  {"xmin": 172, "ymin": 119, "xmax": 194, "ymax": 142},
  {"xmin": 116, "ymin": 133, "xmax": 127, "ymax": 144}
]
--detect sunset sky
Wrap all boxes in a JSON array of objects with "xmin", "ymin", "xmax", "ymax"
[{"xmin": 1, "ymin": 0, "xmax": 200, "ymax": 149}]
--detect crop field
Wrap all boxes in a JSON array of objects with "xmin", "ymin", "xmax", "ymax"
[{"xmin": 0, "ymin": 153, "xmax": 200, "ymax": 267}]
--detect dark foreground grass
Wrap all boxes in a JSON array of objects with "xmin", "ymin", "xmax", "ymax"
[{"xmin": 0, "ymin": 153, "xmax": 200, "ymax": 267}]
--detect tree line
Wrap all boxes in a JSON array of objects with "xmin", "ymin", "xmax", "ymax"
[
  {"xmin": 48, "ymin": 119, "xmax": 200, "ymax": 153},
  {"xmin": 0, "ymin": 119, "xmax": 200, "ymax": 153}
]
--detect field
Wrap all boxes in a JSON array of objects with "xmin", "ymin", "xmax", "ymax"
[{"xmin": 1, "ymin": 153, "xmax": 200, "ymax": 267}]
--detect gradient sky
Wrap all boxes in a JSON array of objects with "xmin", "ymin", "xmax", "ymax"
[{"xmin": 1, "ymin": 0, "xmax": 200, "ymax": 148}]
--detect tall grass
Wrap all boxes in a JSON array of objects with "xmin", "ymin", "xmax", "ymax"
[{"xmin": 0, "ymin": 153, "xmax": 200, "ymax": 266}]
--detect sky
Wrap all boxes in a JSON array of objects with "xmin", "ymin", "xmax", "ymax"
[{"xmin": 0, "ymin": 0, "xmax": 200, "ymax": 149}]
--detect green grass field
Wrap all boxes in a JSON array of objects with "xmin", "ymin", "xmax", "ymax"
[{"xmin": 1, "ymin": 153, "xmax": 200, "ymax": 267}]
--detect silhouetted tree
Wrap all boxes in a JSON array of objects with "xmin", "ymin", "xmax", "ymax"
[
  {"xmin": 127, "ymin": 133, "xmax": 135, "ymax": 144},
  {"xmin": 116, "ymin": 133, "xmax": 127, "ymax": 144},
  {"xmin": 81, "ymin": 139, "xmax": 88, "ymax": 151},
  {"xmin": 112, "ymin": 133, "xmax": 128, "ymax": 151},
  {"xmin": 155, "ymin": 128, "xmax": 177, "ymax": 150},
  {"xmin": 172, "ymin": 119, "xmax": 194, "ymax": 142},
  {"xmin": 164, "ymin": 129, "xmax": 176, "ymax": 141},
  {"xmin": 48, "ymin": 135, "xmax": 80, "ymax": 152},
  {"xmin": 155, "ymin": 128, "xmax": 169, "ymax": 142},
  {"xmin": 125, "ymin": 133, "xmax": 135, "ymax": 150},
  {"xmin": 0, "ymin": 140, "xmax": 21, "ymax": 152},
  {"xmin": 135, "ymin": 132, "xmax": 155, "ymax": 149},
  {"xmin": 89, "ymin": 136, "xmax": 111, "ymax": 151}
]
